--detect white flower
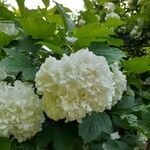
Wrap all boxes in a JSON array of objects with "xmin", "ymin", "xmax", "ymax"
[
  {"xmin": 130, "ymin": 26, "xmax": 142, "ymax": 39},
  {"xmin": 78, "ymin": 19, "xmax": 86, "ymax": 26},
  {"xmin": 104, "ymin": 2, "xmax": 115, "ymax": 12},
  {"xmin": 0, "ymin": 81, "xmax": 44, "ymax": 142},
  {"xmin": 35, "ymin": 49, "xmax": 115, "ymax": 122},
  {"xmin": 105, "ymin": 12, "xmax": 120, "ymax": 21},
  {"xmin": 111, "ymin": 132, "xmax": 120, "ymax": 140},
  {"xmin": 0, "ymin": 68, "xmax": 7, "ymax": 81},
  {"xmin": 66, "ymin": 36, "xmax": 78, "ymax": 43},
  {"xmin": 111, "ymin": 62, "xmax": 127, "ymax": 106},
  {"xmin": 0, "ymin": 23, "xmax": 18, "ymax": 36}
]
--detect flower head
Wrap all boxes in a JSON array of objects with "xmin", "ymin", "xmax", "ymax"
[
  {"xmin": 111, "ymin": 62, "xmax": 127, "ymax": 106},
  {"xmin": 0, "ymin": 67, "xmax": 7, "ymax": 81},
  {"xmin": 0, "ymin": 81, "xmax": 44, "ymax": 142},
  {"xmin": 105, "ymin": 12, "xmax": 120, "ymax": 21},
  {"xmin": 104, "ymin": 2, "xmax": 115, "ymax": 12},
  {"xmin": 35, "ymin": 49, "xmax": 115, "ymax": 122}
]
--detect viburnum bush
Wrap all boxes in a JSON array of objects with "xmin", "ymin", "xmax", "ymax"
[{"xmin": 0, "ymin": 0, "xmax": 149, "ymax": 149}]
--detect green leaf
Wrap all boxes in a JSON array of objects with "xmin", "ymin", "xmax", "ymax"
[
  {"xmin": 0, "ymin": 5, "xmax": 15, "ymax": 20},
  {"xmin": 20, "ymin": 18, "xmax": 56, "ymax": 39},
  {"xmin": 115, "ymin": 87, "xmax": 135, "ymax": 110},
  {"xmin": 122, "ymin": 56, "xmax": 150, "ymax": 73},
  {"xmin": 14, "ymin": 36, "xmax": 40, "ymax": 53},
  {"xmin": 52, "ymin": 128, "xmax": 75, "ymax": 150},
  {"xmin": 37, "ymin": 41, "xmax": 63, "ymax": 55},
  {"xmin": 0, "ymin": 138, "xmax": 11, "ymax": 150},
  {"xmin": 35, "ymin": 124, "xmax": 53, "ymax": 148},
  {"xmin": 81, "ymin": 11, "xmax": 99, "ymax": 23},
  {"xmin": 104, "ymin": 18, "xmax": 125, "ymax": 28},
  {"xmin": 74, "ymin": 23, "xmax": 114, "ymax": 39},
  {"xmin": 0, "ymin": 48, "xmax": 37, "ymax": 80},
  {"xmin": 74, "ymin": 24, "xmax": 115, "ymax": 48},
  {"xmin": 89, "ymin": 143, "xmax": 103, "ymax": 150},
  {"xmin": 55, "ymin": 2, "xmax": 75, "ymax": 32},
  {"xmin": 79, "ymin": 112, "xmax": 112, "ymax": 144},
  {"xmin": 103, "ymin": 140, "xmax": 131, "ymax": 150},
  {"xmin": 0, "ymin": 32, "xmax": 14, "ymax": 48},
  {"xmin": 83, "ymin": 0, "xmax": 94, "ymax": 10},
  {"xmin": 89, "ymin": 42, "xmax": 125, "ymax": 64},
  {"xmin": 42, "ymin": 0, "xmax": 50, "ymax": 8}
]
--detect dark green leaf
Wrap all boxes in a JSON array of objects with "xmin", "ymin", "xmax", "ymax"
[
  {"xmin": 35, "ymin": 125, "xmax": 53, "ymax": 148},
  {"xmin": 14, "ymin": 36, "xmax": 40, "ymax": 53},
  {"xmin": 79, "ymin": 112, "xmax": 112, "ymax": 144},
  {"xmin": 103, "ymin": 140, "xmax": 131, "ymax": 150},
  {"xmin": 89, "ymin": 42, "xmax": 125, "ymax": 64},
  {"xmin": 0, "ymin": 48, "xmax": 37, "ymax": 80},
  {"xmin": 116, "ymin": 87, "xmax": 135, "ymax": 109},
  {"xmin": 0, "ymin": 138, "xmax": 11, "ymax": 150},
  {"xmin": 55, "ymin": 2, "xmax": 75, "ymax": 32},
  {"xmin": 52, "ymin": 128, "xmax": 75, "ymax": 150}
]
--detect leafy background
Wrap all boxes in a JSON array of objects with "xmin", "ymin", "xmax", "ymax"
[{"xmin": 0, "ymin": 0, "xmax": 149, "ymax": 149}]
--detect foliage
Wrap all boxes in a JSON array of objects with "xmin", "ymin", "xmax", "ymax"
[{"xmin": 0, "ymin": 0, "xmax": 149, "ymax": 149}]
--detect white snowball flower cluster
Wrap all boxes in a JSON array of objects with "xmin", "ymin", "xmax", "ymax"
[
  {"xmin": 0, "ymin": 23, "xmax": 18, "ymax": 35},
  {"xmin": 130, "ymin": 26, "xmax": 142, "ymax": 39},
  {"xmin": 0, "ymin": 67, "xmax": 7, "ymax": 81},
  {"xmin": 104, "ymin": 2, "xmax": 120, "ymax": 21},
  {"xmin": 111, "ymin": 62, "xmax": 127, "ymax": 106},
  {"xmin": 110, "ymin": 132, "xmax": 120, "ymax": 140},
  {"xmin": 0, "ymin": 81, "xmax": 44, "ymax": 142},
  {"xmin": 35, "ymin": 49, "xmax": 115, "ymax": 122},
  {"xmin": 105, "ymin": 12, "xmax": 120, "ymax": 21},
  {"xmin": 104, "ymin": 2, "xmax": 115, "ymax": 12},
  {"xmin": 78, "ymin": 19, "xmax": 86, "ymax": 26}
]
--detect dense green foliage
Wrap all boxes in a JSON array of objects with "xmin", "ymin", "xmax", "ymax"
[{"xmin": 0, "ymin": 0, "xmax": 149, "ymax": 149}]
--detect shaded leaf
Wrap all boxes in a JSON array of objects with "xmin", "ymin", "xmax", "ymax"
[
  {"xmin": 0, "ymin": 48, "xmax": 37, "ymax": 80},
  {"xmin": 103, "ymin": 140, "xmax": 131, "ymax": 150},
  {"xmin": 52, "ymin": 128, "xmax": 75, "ymax": 150},
  {"xmin": 0, "ymin": 32, "xmax": 14, "ymax": 47},
  {"xmin": 89, "ymin": 42, "xmax": 125, "ymax": 63},
  {"xmin": 0, "ymin": 138, "xmax": 11, "ymax": 150},
  {"xmin": 55, "ymin": 2, "xmax": 75, "ymax": 32},
  {"xmin": 79, "ymin": 112, "xmax": 112, "ymax": 144},
  {"xmin": 37, "ymin": 41, "xmax": 63, "ymax": 55}
]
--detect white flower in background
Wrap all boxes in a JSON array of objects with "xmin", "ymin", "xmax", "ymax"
[
  {"xmin": 138, "ymin": 133, "xmax": 147, "ymax": 144},
  {"xmin": 0, "ymin": 81, "xmax": 44, "ymax": 142},
  {"xmin": 66, "ymin": 36, "xmax": 78, "ymax": 43},
  {"xmin": 78, "ymin": 19, "xmax": 86, "ymax": 26},
  {"xmin": 0, "ymin": 67, "xmax": 7, "ymax": 81},
  {"xmin": 0, "ymin": 23, "xmax": 18, "ymax": 36},
  {"xmin": 111, "ymin": 132, "xmax": 120, "ymax": 140},
  {"xmin": 104, "ymin": 2, "xmax": 115, "ymax": 12},
  {"xmin": 111, "ymin": 62, "xmax": 127, "ymax": 106},
  {"xmin": 35, "ymin": 49, "xmax": 115, "ymax": 122},
  {"xmin": 130, "ymin": 26, "xmax": 142, "ymax": 39},
  {"xmin": 105, "ymin": 12, "xmax": 120, "ymax": 21}
]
